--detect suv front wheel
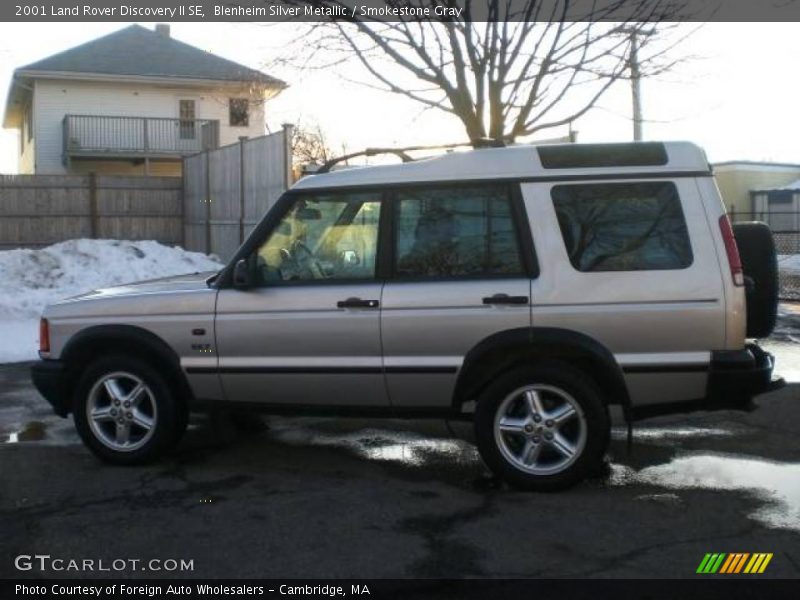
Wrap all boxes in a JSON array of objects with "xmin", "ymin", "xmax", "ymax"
[
  {"xmin": 73, "ymin": 356, "xmax": 185, "ymax": 465},
  {"xmin": 475, "ymin": 363, "xmax": 610, "ymax": 491}
]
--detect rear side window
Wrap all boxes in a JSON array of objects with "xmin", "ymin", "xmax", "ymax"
[
  {"xmin": 394, "ymin": 185, "xmax": 524, "ymax": 278},
  {"xmin": 552, "ymin": 182, "xmax": 692, "ymax": 272}
]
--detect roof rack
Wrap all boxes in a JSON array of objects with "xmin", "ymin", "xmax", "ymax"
[{"xmin": 315, "ymin": 139, "xmax": 504, "ymax": 174}]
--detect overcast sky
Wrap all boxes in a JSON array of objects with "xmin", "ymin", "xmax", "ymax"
[{"xmin": 0, "ymin": 21, "xmax": 798, "ymax": 172}]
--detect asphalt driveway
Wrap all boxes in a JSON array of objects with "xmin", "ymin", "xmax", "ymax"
[{"xmin": 0, "ymin": 360, "xmax": 799, "ymax": 579}]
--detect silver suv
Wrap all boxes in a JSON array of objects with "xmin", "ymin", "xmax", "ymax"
[{"xmin": 31, "ymin": 142, "xmax": 781, "ymax": 490}]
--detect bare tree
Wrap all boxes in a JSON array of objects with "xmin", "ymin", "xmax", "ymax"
[
  {"xmin": 292, "ymin": 122, "xmax": 337, "ymax": 165},
  {"xmin": 270, "ymin": 0, "xmax": 689, "ymax": 146}
]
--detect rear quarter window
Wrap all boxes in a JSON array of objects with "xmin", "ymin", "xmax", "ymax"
[{"xmin": 552, "ymin": 181, "xmax": 693, "ymax": 272}]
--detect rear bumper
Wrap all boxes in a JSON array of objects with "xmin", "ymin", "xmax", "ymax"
[
  {"xmin": 31, "ymin": 359, "xmax": 72, "ymax": 417},
  {"xmin": 707, "ymin": 343, "xmax": 782, "ymax": 401},
  {"xmin": 630, "ymin": 343, "xmax": 783, "ymax": 420}
]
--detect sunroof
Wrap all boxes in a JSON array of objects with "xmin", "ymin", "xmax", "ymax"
[{"xmin": 537, "ymin": 143, "xmax": 668, "ymax": 169}]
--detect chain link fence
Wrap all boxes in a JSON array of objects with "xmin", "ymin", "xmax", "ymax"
[{"xmin": 730, "ymin": 211, "xmax": 800, "ymax": 300}]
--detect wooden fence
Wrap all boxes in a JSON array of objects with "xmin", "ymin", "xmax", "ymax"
[
  {"xmin": 183, "ymin": 126, "xmax": 292, "ymax": 260},
  {"xmin": 0, "ymin": 174, "xmax": 183, "ymax": 248},
  {"xmin": 0, "ymin": 127, "xmax": 291, "ymax": 257}
]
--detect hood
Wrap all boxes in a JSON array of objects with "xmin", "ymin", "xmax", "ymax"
[
  {"xmin": 44, "ymin": 271, "xmax": 219, "ymax": 319},
  {"xmin": 73, "ymin": 271, "xmax": 219, "ymax": 299}
]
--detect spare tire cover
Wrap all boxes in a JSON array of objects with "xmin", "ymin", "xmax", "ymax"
[{"xmin": 733, "ymin": 222, "xmax": 778, "ymax": 338}]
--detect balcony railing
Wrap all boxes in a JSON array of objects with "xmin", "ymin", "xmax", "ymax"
[{"xmin": 62, "ymin": 115, "xmax": 220, "ymax": 162}]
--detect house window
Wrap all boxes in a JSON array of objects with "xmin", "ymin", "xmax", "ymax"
[
  {"xmin": 767, "ymin": 190, "xmax": 793, "ymax": 205},
  {"xmin": 179, "ymin": 99, "xmax": 196, "ymax": 140},
  {"xmin": 229, "ymin": 98, "xmax": 249, "ymax": 127}
]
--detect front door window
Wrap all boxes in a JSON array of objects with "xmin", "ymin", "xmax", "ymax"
[{"xmin": 254, "ymin": 193, "xmax": 382, "ymax": 284}]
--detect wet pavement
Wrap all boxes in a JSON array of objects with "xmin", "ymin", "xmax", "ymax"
[{"xmin": 1, "ymin": 361, "xmax": 800, "ymax": 578}]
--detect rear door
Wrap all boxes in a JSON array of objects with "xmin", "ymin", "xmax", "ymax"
[{"xmin": 380, "ymin": 183, "xmax": 535, "ymax": 408}]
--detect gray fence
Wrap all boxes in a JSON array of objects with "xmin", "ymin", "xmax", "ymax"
[
  {"xmin": 0, "ymin": 174, "xmax": 183, "ymax": 248},
  {"xmin": 183, "ymin": 126, "xmax": 292, "ymax": 261}
]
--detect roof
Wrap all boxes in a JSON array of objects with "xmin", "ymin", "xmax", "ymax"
[
  {"xmin": 17, "ymin": 24, "xmax": 284, "ymax": 85},
  {"xmin": 752, "ymin": 179, "xmax": 800, "ymax": 193},
  {"xmin": 292, "ymin": 142, "xmax": 710, "ymax": 191},
  {"xmin": 4, "ymin": 25, "xmax": 285, "ymax": 128},
  {"xmin": 713, "ymin": 160, "xmax": 800, "ymax": 171}
]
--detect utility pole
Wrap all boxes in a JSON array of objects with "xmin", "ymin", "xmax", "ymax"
[{"xmin": 614, "ymin": 27, "xmax": 656, "ymax": 141}]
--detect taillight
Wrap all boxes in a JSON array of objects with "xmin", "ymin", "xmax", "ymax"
[
  {"xmin": 39, "ymin": 318, "xmax": 50, "ymax": 354},
  {"xmin": 719, "ymin": 215, "xmax": 744, "ymax": 287}
]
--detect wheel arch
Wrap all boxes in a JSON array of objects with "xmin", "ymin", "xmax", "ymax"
[
  {"xmin": 60, "ymin": 324, "xmax": 194, "ymax": 414},
  {"xmin": 453, "ymin": 327, "xmax": 630, "ymax": 411}
]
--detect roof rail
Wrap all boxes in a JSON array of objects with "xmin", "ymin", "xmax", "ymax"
[{"xmin": 315, "ymin": 140, "xmax": 493, "ymax": 174}]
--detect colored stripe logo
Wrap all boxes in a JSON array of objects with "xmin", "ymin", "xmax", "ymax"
[{"xmin": 697, "ymin": 553, "xmax": 773, "ymax": 574}]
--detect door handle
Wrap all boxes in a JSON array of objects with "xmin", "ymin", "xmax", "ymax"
[
  {"xmin": 337, "ymin": 297, "xmax": 380, "ymax": 309},
  {"xmin": 482, "ymin": 294, "xmax": 529, "ymax": 305}
]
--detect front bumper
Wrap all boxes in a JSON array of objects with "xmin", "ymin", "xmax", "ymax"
[
  {"xmin": 630, "ymin": 343, "xmax": 783, "ymax": 420},
  {"xmin": 31, "ymin": 360, "xmax": 72, "ymax": 417}
]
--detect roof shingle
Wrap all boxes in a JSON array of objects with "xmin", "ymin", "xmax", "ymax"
[{"xmin": 17, "ymin": 24, "xmax": 284, "ymax": 86}]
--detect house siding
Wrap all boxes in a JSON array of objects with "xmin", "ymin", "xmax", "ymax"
[
  {"xmin": 714, "ymin": 163, "xmax": 800, "ymax": 214},
  {"xmin": 33, "ymin": 79, "xmax": 266, "ymax": 174},
  {"xmin": 19, "ymin": 132, "xmax": 35, "ymax": 174},
  {"xmin": 66, "ymin": 159, "xmax": 182, "ymax": 177},
  {"xmin": 18, "ymin": 91, "xmax": 35, "ymax": 174}
]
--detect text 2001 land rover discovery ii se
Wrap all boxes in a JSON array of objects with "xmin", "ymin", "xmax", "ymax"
[{"xmin": 32, "ymin": 142, "xmax": 781, "ymax": 490}]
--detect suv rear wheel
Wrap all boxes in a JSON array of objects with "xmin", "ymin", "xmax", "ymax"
[
  {"xmin": 73, "ymin": 356, "xmax": 185, "ymax": 465},
  {"xmin": 474, "ymin": 363, "xmax": 610, "ymax": 491}
]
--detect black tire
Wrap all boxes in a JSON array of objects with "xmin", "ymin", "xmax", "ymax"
[
  {"xmin": 733, "ymin": 222, "xmax": 778, "ymax": 338},
  {"xmin": 73, "ymin": 355, "xmax": 184, "ymax": 465},
  {"xmin": 474, "ymin": 363, "xmax": 610, "ymax": 491}
]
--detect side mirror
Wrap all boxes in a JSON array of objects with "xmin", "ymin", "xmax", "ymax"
[{"xmin": 233, "ymin": 258, "xmax": 252, "ymax": 289}]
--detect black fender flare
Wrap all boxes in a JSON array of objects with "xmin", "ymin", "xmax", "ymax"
[
  {"xmin": 453, "ymin": 327, "xmax": 630, "ymax": 412},
  {"xmin": 60, "ymin": 324, "xmax": 193, "ymax": 409}
]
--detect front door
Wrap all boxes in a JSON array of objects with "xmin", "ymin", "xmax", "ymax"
[{"xmin": 215, "ymin": 190, "xmax": 389, "ymax": 407}]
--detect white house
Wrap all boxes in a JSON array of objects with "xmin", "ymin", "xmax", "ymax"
[
  {"xmin": 2, "ymin": 24, "xmax": 286, "ymax": 176},
  {"xmin": 713, "ymin": 160, "xmax": 800, "ymax": 216},
  {"xmin": 751, "ymin": 179, "xmax": 800, "ymax": 234}
]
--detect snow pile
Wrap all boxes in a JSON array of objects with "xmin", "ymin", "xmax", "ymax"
[
  {"xmin": 778, "ymin": 254, "xmax": 800, "ymax": 276},
  {"xmin": 0, "ymin": 239, "xmax": 221, "ymax": 363}
]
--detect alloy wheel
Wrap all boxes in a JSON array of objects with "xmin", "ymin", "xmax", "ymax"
[
  {"xmin": 493, "ymin": 384, "xmax": 587, "ymax": 475},
  {"xmin": 86, "ymin": 371, "xmax": 158, "ymax": 452}
]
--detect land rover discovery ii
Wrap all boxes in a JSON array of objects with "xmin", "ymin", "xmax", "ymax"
[{"xmin": 31, "ymin": 142, "xmax": 781, "ymax": 490}]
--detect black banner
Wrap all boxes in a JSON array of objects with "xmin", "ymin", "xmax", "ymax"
[
  {"xmin": 4, "ymin": 0, "xmax": 800, "ymax": 23},
  {"xmin": 4, "ymin": 579, "xmax": 800, "ymax": 600}
]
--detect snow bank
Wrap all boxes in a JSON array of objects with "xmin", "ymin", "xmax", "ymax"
[{"xmin": 0, "ymin": 239, "xmax": 221, "ymax": 363}]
